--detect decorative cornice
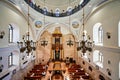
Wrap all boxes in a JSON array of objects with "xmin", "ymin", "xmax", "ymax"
[{"xmin": 94, "ymin": 46, "xmax": 120, "ymax": 53}]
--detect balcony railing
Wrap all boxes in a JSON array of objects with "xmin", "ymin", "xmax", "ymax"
[{"xmin": 24, "ymin": 0, "xmax": 90, "ymax": 17}]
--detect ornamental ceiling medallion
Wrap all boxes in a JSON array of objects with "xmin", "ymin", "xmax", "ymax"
[
  {"xmin": 35, "ymin": 21, "xmax": 42, "ymax": 28},
  {"xmin": 72, "ymin": 21, "xmax": 79, "ymax": 28}
]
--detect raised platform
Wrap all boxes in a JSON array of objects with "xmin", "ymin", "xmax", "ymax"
[{"xmin": 48, "ymin": 61, "xmax": 66, "ymax": 71}]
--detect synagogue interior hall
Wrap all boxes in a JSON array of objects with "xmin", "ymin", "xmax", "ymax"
[{"xmin": 0, "ymin": 0, "xmax": 120, "ymax": 80}]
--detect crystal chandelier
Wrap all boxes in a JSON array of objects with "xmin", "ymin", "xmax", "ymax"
[
  {"xmin": 66, "ymin": 0, "xmax": 73, "ymax": 47},
  {"xmin": 17, "ymin": 0, "xmax": 36, "ymax": 54},
  {"xmin": 66, "ymin": 16, "xmax": 73, "ymax": 47},
  {"xmin": 77, "ymin": 7, "xmax": 94, "ymax": 53},
  {"xmin": 40, "ymin": 0, "xmax": 48, "ymax": 47}
]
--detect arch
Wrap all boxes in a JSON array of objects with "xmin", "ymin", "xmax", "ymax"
[
  {"xmin": 36, "ymin": 22, "xmax": 73, "ymax": 41},
  {"xmin": 8, "ymin": 24, "xmax": 13, "ymax": 43},
  {"xmin": 43, "ymin": 6, "xmax": 48, "ymax": 15},
  {"xmin": 93, "ymin": 23, "xmax": 103, "ymax": 46},
  {"xmin": 8, "ymin": 23, "xmax": 19, "ymax": 43},
  {"xmin": 8, "ymin": 52, "xmax": 13, "ymax": 67},
  {"xmin": 67, "ymin": 7, "xmax": 72, "ymax": 15},
  {"xmin": 99, "ymin": 75, "xmax": 105, "ymax": 80},
  {"xmin": 98, "ymin": 26, "xmax": 103, "ymax": 43},
  {"xmin": 67, "ymin": 6, "xmax": 72, "ymax": 11},
  {"xmin": 55, "ymin": 8, "xmax": 60, "ymax": 17}
]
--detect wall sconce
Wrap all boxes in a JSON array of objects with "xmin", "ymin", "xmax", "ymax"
[
  {"xmin": 0, "ymin": 64, "xmax": 4, "ymax": 72},
  {"xmin": 106, "ymin": 32, "xmax": 111, "ymax": 39},
  {"xmin": 108, "ymin": 60, "xmax": 111, "ymax": 64},
  {"xmin": 0, "ymin": 31, "xmax": 5, "ymax": 39},
  {"xmin": 106, "ymin": 68, "xmax": 111, "ymax": 76},
  {"xmin": 0, "ymin": 57, "xmax": 2, "ymax": 60}
]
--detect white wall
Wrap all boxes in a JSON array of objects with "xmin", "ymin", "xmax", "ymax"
[
  {"xmin": 0, "ymin": 46, "xmax": 20, "ymax": 80},
  {"xmin": 86, "ymin": 0, "xmax": 120, "ymax": 47},
  {"xmin": 0, "ymin": 1, "xmax": 36, "ymax": 79},
  {"xmin": 0, "ymin": 0, "xmax": 120, "ymax": 80},
  {"xmin": 84, "ymin": 0, "xmax": 120, "ymax": 80},
  {"xmin": 94, "ymin": 46, "xmax": 120, "ymax": 80},
  {"xmin": 0, "ymin": 0, "xmax": 31, "ymax": 48}
]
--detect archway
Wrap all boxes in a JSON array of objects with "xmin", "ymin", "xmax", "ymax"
[
  {"xmin": 93, "ymin": 23, "xmax": 103, "ymax": 46},
  {"xmin": 35, "ymin": 23, "xmax": 77, "ymax": 64}
]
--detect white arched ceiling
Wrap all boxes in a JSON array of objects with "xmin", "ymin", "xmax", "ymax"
[
  {"xmin": 37, "ymin": 22, "xmax": 74, "ymax": 41},
  {"xmin": 6, "ymin": 0, "xmax": 114, "ymax": 43},
  {"xmin": 0, "ymin": 0, "xmax": 36, "ymax": 40}
]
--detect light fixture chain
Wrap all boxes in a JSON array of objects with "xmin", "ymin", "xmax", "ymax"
[
  {"xmin": 44, "ymin": 0, "xmax": 45, "ymax": 25},
  {"xmin": 17, "ymin": 0, "xmax": 36, "ymax": 54},
  {"xmin": 82, "ymin": 7, "xmax": 85, "ymax": 36},
  {"xmin": 69, "ymin": 0, "xmax": 71, "ymax": 31},
  {"xmin": 27, "ymin": 0, "xmax": 30, "ymax": 40}
]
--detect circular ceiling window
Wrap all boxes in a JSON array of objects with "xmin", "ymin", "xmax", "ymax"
[
  {"xmin": 72, "ymin": 21, "xmax": 79, "ymax": 28},
  {"xmin": 35, "ymin": 21, "xmax": 42, "ymax": 28}
]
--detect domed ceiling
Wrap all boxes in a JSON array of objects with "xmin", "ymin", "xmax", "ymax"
[
  {"xmin": 3, "ymin": 0, "xmax": 113, "ymax": 40},
  {"xmin": 8, "ymin": 0, "xmax": 112, "ymax": 18},
  {"xmin": 33, "ymin": 0, "xmax": 85, "ymax": 13},
  {"xmin": 35, "ymin": 0, "xmax": 82, "ymax": 7}
]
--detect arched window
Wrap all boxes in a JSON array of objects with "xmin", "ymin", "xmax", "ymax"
[
  {"xmin": 118, "ymin": 21, "xmax": 120, "ymax": 47},
  {"xmin": 93, "ymin": 23, "xmax": 103, "ymax": 46},
  {"xmin": 8, "ymin": 52, "xmax": 13, "ymax": 67},
  {"xmin": 99, "ymin": 75, "xmax": 105, "ymax": 80},
  {"xmin": 55, "ymin": 8, "xmax": 60, "ymax": 17},
  {"xmin": 67, "ymin": 7, "xmax": 72, "ymax": 15},
  {"xmin": 93, "ymin": 50, "xmax": 103, "ymax": 68},
  {"xmin": 8, "ymin": 24, "xmax": 19, "ymax": 43},
  {"xmin": 98, "ymin": 26, "xmax": 103, "ymax": 43},
  {"xmin": 43, "ymin": 7, "xmax": 47, "ymax": 15},
  {"xmin": 83, "ymin": 53, "xmax": 88, "ymax": 59},
  {"xmin": 9, "ymin": 24, "xmax": 13, "ymax": 43},
  {"xmin": 79, "ymin": 0, "xmax": 84, "ymax": 5}
]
